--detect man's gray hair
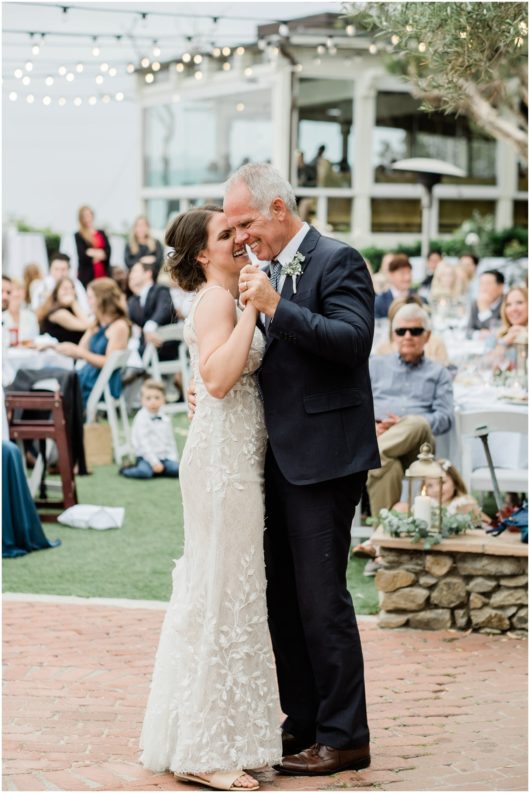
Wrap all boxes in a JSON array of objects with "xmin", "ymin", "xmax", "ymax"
[
  {"xmin": 225, "ymin": 162, "xmax": 298, "ymax": 216},
  {"xmin": 391, "ymin": 304, "xmax": 431, "ymax": 331}
]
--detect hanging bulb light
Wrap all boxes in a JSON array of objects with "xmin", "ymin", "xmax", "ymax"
[
  {"xmin": 346, "ymin": 24, "xmax": 355, "ymax": 36},
  {"xmin": 73, "ymin": 97, "xmax": 82, "ymax": 106},
  {"xmin": 212, "ymin": 47, "xmax": 221, "ymax": 58},
  {"xmin": 317, "ymin": 44, "xmax": 326, "ymax": 55},
  {"xmin": 58, "ymin": 96, "xmax": 66, "ymax": 106},
  {"xmin": 92, "ymin": 36, "xmax": 100, "ymax": 56},
  {"xmin": 236, "ymin": 46, "xmax": 245, "ymax": 55},
  {"xmin": 32, "ymin": 43, "xmax": 40, "ymax": 56},
  {"xmin": 58, "ymin": 65, "xmax": 67, "ymax": 76},
  {"xmin": 140, "ymin": 56, "xmax": 150, "ymax": 68},
  {"xmin": 9, "ymin": 91, "xmax": 18, "ymax": 101},
  {"xmin": 222, "ymin": 46, "xmax": 231, "ymax": 56},
  {"xmin": 26, "ymin": 94, "xmax": 35, "ymax": 103},
  {"xmin": 194, "ymin": 71, "xmax": 203, "ymax": 80},
  {"xmin": 109, "ymin": 66, "xmax": 118, "ymax": 76},
  {"xmin": 244, "ymin": 66, "xmax": 253, "ymax": 77},
  {"xmin": 182, "ymin": 53, "xmax": 191, "ymax": 63},
  {"xmin": 75, "ymin": 63, "xmax": 84, "ymax": 73},
  {"xmin": 22, "ymin": 75, "xmax": 31, "ymax": 86},
  {"xmin": 222, "ymin": 61, "xmax": 231, "ymax": 71},
  {"xmin": 43, "ymin": 96, "xmax": 52, "ymax": 105},
  {"xmin": 100, "ymin": 62, "xmax": 109, "ymax": 73},
  {"xmin": 88, "ymin": 96, "xmax": 97, "ymax": 105},
  {"xmin": 193, "ymin": 54, "xmax": 203, "ymax": 64},
  {"xmin": 25, "ymin": 61, "xmax": 33, "ymax": 72},
  {"xmin": 175, "ymin": 62, "xmax": 184, "ymax": 72},
  {"xmin": 102, "ymin": 94, "xmax": 111, "ymax": 103},
  {"xmin": 153, "ymin": 40, "xmax": 161, "ymax": 57},
  {"xmin": 115, "ymin": 92, "xmax": 124, "ymax": 102},
  {"xmin": 66, "ymin": 72, "xmax": 75, "ymax": 82},
  {"xmin": 96, "ymin": 75, "xmax": 104, "ymax": 85},
  {"xmin": 145, "ymin": 73, "xmax": 154, "ymax": 83},
  {"xmin": 368, "ymin": 42, "xmax": 378, "ymax": 54},
  {"xmin": 126, "ymin": 63, "xmax": 135, "ymax": 73},
  {"xmin": 152, "ymin": 62, "xmax": 160, "ymax": 72},
  {"xmin": 14, "ymin": 68, "xmax": 23, "ymax": 79},
  {"xmin": 45, "ymin": 75, "xmax": 54, "ymax": 86}
]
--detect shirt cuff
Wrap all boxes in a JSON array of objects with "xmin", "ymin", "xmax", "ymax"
[{"xmin": 144, "ymin": 320, "xmax": 158, "ymax": 334}]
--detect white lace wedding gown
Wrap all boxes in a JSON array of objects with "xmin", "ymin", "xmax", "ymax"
[{"xmin": 140, "ymin": 286, "xmax": 282, "ymax": 775}]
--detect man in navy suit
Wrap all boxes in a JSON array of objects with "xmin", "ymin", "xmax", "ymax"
[
  {"xmin": 127, "ymin": 261, "xmax": 178, "ymax": 361},
  {"xmin": 374, "ymin": 254, "xmax": 416, "ymax": 319},
  {"xmin": 226, "ymin": 163, "xmax": 380, "ymax": 777}
]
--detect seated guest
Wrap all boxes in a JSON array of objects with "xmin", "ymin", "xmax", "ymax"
[
  {"xmin": 367, "ymin": 304, "xmax": 454, "ymax": 516},
  {"xmin": 430, "ymin": 261, "xmax": 469, "ymax": 303},
  {"xmin": 420, "ymin": 248, "xmax": 443, "ymax": 290},
  {"xmin": 128, "ymin": 261, "xmax": 178, "ymax": 361},
  {"xmin": 2, "ymin": 279, "xmax": 39, "ymax": 345},
  {"xmin": 2, "ymin": 275, "xmax": 12, "ymax": 311},
  {"xmin": 458, "ymin": 252, "xmax": 479, "ymax": 283},
  {"xmin": 468, "ymin": 269, "xmax": 505, "ymax": 331},
  {"xmin": 75, "ymin": 205, "xmax": 112, "ymax": 288},
  {"xmin": 31, "ymin": 252, "xmax": 90, "ymax": 315},
  {"xmin": 124, "ymin": 215, "xmax": 164, "ymax": 278},
  {"xmin": 120, "ymin": 379, "xmax": 179, "ymax": 479},
  {"xmin": 36, "ymin": 277, "xmax": 90, "ymax": 344},
  {"xmin": 22, "ymin": 262, "xmax": 45, "ymax": 307},
  {"xmin": 375, "ymin": 296, "xmax": 450, "ymax": 366},
  {"xmin": 55, "ymin": 278, "xmax": 130, "ymax": 408},
  {"xmin": 372, "ymin": 251, "xmax": 396, "ymax": 295},
  {"xmin": 374, "ymin": 254, "xmax": 417, "ymax": 319},
  {"xmin": 498, "ymin": 286, "xmax": 528, "ymax": 345}
]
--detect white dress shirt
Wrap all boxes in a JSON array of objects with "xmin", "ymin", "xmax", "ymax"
[
  {"xmin": 131, "ymin": 406, "xmax": 178, "ymax": 467},
  {"xmin": 2, "ymin": 308, "xmax": 39, "ymax": 343},
  {"xmin": 272, "ymin": 222, "xmax": 310, "ymax": 293}
]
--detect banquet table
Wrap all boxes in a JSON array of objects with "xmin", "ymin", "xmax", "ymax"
[
  {"xmin": 4, "ymin": 347, "xmax": 74, "ymax": 385},
  {"xmin": 3, "ymin": 229, "xmax": 49, "ymax": 279}
]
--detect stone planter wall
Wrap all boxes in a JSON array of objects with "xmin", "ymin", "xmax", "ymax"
[{"xmin": 372, "ymin": 528, "xmax": 528, "ymax": 635}]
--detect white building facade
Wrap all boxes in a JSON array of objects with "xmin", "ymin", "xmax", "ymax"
[{"xmin": 136, "ymin": 14, "xmax": 528, "ymax": 249}]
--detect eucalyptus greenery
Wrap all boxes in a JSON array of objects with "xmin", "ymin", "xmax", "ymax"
[
  {"xmin": 368, "ymin": 507, "xmax": 476, "ymax": 549},
  {"xmin": 343, "ymin": 2, "xmax": 528, "ymax": 161}
]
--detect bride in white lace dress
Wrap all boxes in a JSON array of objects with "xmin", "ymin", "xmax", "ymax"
[{"xmin": 140, "ymin": 206, "xmax": 282, "ymax": 791}]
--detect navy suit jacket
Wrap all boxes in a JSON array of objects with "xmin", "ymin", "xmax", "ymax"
[
  {"xmin": 258, "ymin": 226, "xmax": 380, "ymax": 485},
  {"xmin": 128, "ymin": 284, "xmax": 176, "ymax": 357}
]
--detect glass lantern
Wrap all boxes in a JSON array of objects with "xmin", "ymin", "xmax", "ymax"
[{"xmin": 404, "ymin": 443, "xmax": 445, "ymax": 533}]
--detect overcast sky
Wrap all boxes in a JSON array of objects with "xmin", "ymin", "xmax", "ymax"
[{"xmin": 2, "ymin": 0, "xmax": 343, "ymax": 235}]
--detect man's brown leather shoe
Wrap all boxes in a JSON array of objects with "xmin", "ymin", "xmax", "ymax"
[
  {"xmin": 281, "ymin": 730, "xmax": 314, "ymax": 757},
  {"xmin": 274, "ymin": 742, "xmax": 371, "ymax": 775}
]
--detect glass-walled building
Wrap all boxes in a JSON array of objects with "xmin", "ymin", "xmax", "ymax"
[{"xmin": 136, "ymin": 13, "xmax": 527, "ymax": 247}]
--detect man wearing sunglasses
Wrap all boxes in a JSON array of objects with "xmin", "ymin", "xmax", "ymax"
[{"xmin": 367, "ymin": 304, "xmax": 454, "ymax": 516}]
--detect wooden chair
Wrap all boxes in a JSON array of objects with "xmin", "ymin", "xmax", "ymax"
[{"xmin": 5, "ymin": 389, "xmax": 77, "ymax": 521}]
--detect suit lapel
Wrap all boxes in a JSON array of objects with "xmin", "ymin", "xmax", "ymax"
[{"xmin": 263, "ymin": 225, "xmax": 321, "ymax": 355}]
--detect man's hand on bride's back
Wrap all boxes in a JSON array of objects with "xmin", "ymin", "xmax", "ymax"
[{"xmin": 187, "ymin": 378, "xmax": 197, "ymax": 420}]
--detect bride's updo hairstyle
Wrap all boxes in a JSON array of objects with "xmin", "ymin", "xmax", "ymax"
[{"xmin": 165, "ymin": 204, "xmax": 224, "ymax": 292}]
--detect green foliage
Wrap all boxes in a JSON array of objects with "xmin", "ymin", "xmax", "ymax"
[
  {"xmin": 344, "ymin": 2, "xmax": 528, "ymax": 159},
  {"xmin": 369, "ymin": 506, "xmax": 476, "ymax": 549}
]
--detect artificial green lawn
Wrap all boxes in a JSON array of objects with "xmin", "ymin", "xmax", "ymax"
[{"xmin": 3, "ymin": 418, "xmax": 378, "ymax": 614}]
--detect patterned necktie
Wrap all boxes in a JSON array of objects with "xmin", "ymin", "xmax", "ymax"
[{"xmin": 269, "ymin": 259, "xmax": 282, "ymax": 292}]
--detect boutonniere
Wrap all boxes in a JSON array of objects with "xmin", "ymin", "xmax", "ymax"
[{"xmin": 281, "ymin": 251, "xmax": 305, "ymax": 293}]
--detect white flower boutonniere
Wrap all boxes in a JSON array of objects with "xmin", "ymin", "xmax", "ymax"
[{"xmin": 281, "ymin": 251, "xmax": 306, "ymax": 293}]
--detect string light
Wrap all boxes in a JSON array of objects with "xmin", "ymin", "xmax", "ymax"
[
  {"xmin": 45, "ymin": 76, "xmax": 54, "ymax": 86},
  {"xmin": 126, "ymin": 63, "xmax": 135, "ymax": 73},
  {"xmin": 115, "ymin": 92, "xmax": 124, "ymax": 101},
  {"xmin": 182, "ymin": 53, "xmax": 191, "ymax": 63},
  {"xmin": 151, "ymin": 62, "xmax": 160, "ymax": 72},
  {"xmin": 91, "ymin": 36, "xmax": 100, "ymax": 57},
  {"xmin": 73, "ymin": 97, "xmax": 82, "ymax": 106},
  {"xmin": 88, "ymin": 95, "xmax": 97, "ymax": 105},
  {"xmin": 236, "ymin": 102, "xmax": 245, "ymax": 112},
  {"xmin": 459, "ymin": 31, "xmax": 467, "ymax": 39},
  {"xmin": 22, "ymin": 75, "xmax": 31, "ymax": 86},
  {"xmin": 145, "ymin": 73, "xmax": 154, "ymax": 83},
  {"xmin": 194, "ymin": 71, "xmax": 203, "ymax": 80},
  {"xmin": 140, "ymin": 56, "xmax": 150, "ymax": 68},
  {"xmin": 193, "ymin": 54, "xmax": 203, "ymax": 64},
  {"xmin": 75, "ymin": 62, "xmax": 84, "ymax": 73},
  {"xmin": 222, "ymin": 61, "xmax": 231, "ymax": 71},
  {"xmin": 153, "ymin": 41, "xmax": 161, "ymax": 57},
  {"xmin": 58, "ymin": 96, "xmax": 66, "ymax": 106},
  {"xmin": 244, "ymin": 66, "xmax": 253, "ymax": 77},
  {"xmin": 9, "ymin": 91, "xmax": 18, "ymax": 101},
  {"xmin": 418, "ymin": 41, "xmax": 427, "ymax": 52},
  {"xmin": 391, "ymin": 34, "xmax": 400, "ymax": 45},
  {"xmin": 100, "ymin": 62, "xmax": 109, "ymax": 72},
  {"xmin": 108, "ymin": 66, "xmax": 118, "ymax": 76},
  {"xmin": 25, "ymin": 61, "xmax": 33, "ymax": 72},
  {"xmin": 14, "ymin": 68, "xmax": 23, "ymax": 79},
  {"xmin": 212, "ymin": 47, "xmax": 221, "ymax": 57},
  {"xmin": 175, "ymin": 62, "xmax": 184, "ymax": 72},
  {"xmin": 140, "ymin": 11, "xmax": 149, "ymax": 27},
  {"xmin": 26, "ymin": 94, "xmax": 35, "ymax": 103},
  {"xmin": 95, "ymin": 75, "xmax": 104, "ymax": 85},
  {"xmin": 43, "ymin": 95, "xmax": 52, "ymax": 105},
  {"xmin": 58, "ymin": 65, "xmax": 67, "ymax": 75},
  {"xmin": 368, "ymin": 43, "xmax": 378, "ymax": 54},
  {"xmin": 32, "ymin": 43, "xmax": 40, "ymax": 55},
  {"xmin": 236, "ymin": 46, "xmax": 245, "ymax": 55},
  {"xmin": 65, "ymin": 72, "xmax": 75, "ymax": 81},
  {"xmin": 102, "ymin": 94, "xmax": 111, "ymax": 103},
  {"xmin": 346, "ymin": 24, "xmax": 355, "ymax": 36},
  {"xmin": 222, "ymin": 46, "xmax": 231, "ymax": 56},
  {"xmin": 317, "ymin": 44, "xmax": 326, "ymax": 55},
  {"xmin": 406, "ymin": 24, "xmax": 413, "ymax": 32}
]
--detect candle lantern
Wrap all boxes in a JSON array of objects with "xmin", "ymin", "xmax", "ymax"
[{"xmin": 405, "ymin": 443, "xmax": 445, "ymax": 533}]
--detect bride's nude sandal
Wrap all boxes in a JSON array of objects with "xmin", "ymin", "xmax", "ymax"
[{"xmin": 175, "ymin": 770, "xmax": 259, "ymax": 791}]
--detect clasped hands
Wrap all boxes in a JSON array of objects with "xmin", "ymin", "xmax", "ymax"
[
  {"xmin": 238, "ymin": 264, "xmax": 280, "ymax": 317},
  {"xmin": 375, "ymin": 413, "xmax": 401, "ymax": 437}
]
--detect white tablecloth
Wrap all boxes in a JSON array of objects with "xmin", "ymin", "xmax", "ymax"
[
  {"xmin": 3, "ymin": 230, "xmax": 49, "ymax": 279},
  {"xmin": 4, "ymin": 347, "xmax": 74, "ymax": 386}
]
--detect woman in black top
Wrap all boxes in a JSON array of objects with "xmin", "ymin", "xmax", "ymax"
[
  {"xmin": 124, "ymin": 215, "xmax": 164, "ymax": 278},
  {"xmin": 36, "ymin": 277, "xmax": 90, "ymax": 344}
]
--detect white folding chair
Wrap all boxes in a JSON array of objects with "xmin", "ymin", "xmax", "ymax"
[
  {"xmin": 142, "ymin": 322, "xmax": 191, "ymax": 415},
  {"xmin": 85, "ymin": 349, "xmax": 132, "ymax": 463},
  {"xmin": 456, "ymin": 408, "xmax": 528, "ymax": 497}
]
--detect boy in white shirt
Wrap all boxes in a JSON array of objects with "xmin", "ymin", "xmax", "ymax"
[{"xmin": 120, "ymin": 379, "xmax": 179, "ymax": 479}]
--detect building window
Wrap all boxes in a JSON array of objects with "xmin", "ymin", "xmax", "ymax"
[
  {"xmin": 371, "ymin": 198, "xmax": 421, "ymax": 233},
  {"xmin": 438, "ymin": 200, "xmax": 496, "ymax": 234},
  {"xmin": 373, "ymin": 92, "xmax": 496, "ymax": 186},
  {"xmin": 514, "ymin": 200, "xmax": 528, "ymax": 228},
  {"xmin": 296, "ymin": 78, "xmax": 354, "ymax": 187},
  {"xmin": 517, "ymin": 160, "xmax": 528, "ymax": 192},
  {"xmin": 143, "ymin": 88, "xmax": 272, "ymax": 188}
]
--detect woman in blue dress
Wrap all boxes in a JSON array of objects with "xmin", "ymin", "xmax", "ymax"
[{"xmin": 56, "ymin": 277, "xmax": 130, "ymax": 407}]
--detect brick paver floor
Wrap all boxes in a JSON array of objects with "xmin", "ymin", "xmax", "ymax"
[{"xmin": 3, "ymin": 594, "xmax": 528, "ymax": 791}]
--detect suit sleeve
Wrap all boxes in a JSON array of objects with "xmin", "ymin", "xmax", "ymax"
[
  {"xmin": 268, "ymin": 246, "xmax": 375, "ymax": 367},
  {"xmin": 148, "ymin": 287, "xmax": 174, "ymax": 327}
]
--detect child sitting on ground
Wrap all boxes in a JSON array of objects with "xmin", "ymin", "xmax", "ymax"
[{"xmin": 120, "ymin": 378, "xmax": 179, "ymax": 479}]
